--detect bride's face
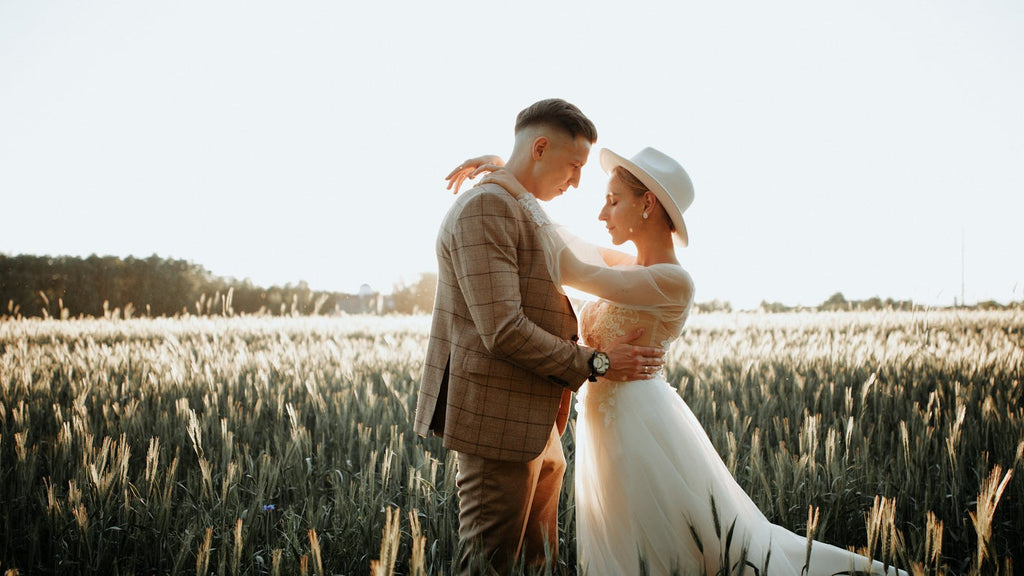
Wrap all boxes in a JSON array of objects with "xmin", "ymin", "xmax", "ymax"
[{"xmin": 599, "ymin": 177, "xmax": 645, "ymax": 245}]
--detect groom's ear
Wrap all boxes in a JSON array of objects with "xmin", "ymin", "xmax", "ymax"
[{"xmin": 531, "ymin": 136, "xmax": 549, "ymax": 161}]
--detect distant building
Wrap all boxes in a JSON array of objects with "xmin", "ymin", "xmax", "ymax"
[{"xmin": 334, "ymin": 284, "xmax": 394, "ymax": 315}]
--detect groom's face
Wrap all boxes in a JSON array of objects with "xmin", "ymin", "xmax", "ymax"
[{"xmin": 533, "ymin": 133, "xmax": 591, "ymax": 201}]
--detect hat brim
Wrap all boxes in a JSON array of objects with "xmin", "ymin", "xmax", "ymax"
[{"xmin": 600, "ymin": 148, "xmax": 689, "ymax": 246}]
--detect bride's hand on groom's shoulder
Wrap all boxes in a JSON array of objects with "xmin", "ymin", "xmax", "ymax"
[
  {"xmin": 480, "ymin": 169, "xmax": 528, "ymax": 200},
  {"xmin": 445, "ymin": 155, "xmax": 505, "ymax": 195}
]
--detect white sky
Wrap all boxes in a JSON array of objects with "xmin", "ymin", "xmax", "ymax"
[{"xmin": 1, "ymin": 0, "xmax": 1021, "ymax": 310}]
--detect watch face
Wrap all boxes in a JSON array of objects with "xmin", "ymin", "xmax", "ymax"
[{"xmin": 594, "ymin": 352, "xmax": 610, "ymax": 374}]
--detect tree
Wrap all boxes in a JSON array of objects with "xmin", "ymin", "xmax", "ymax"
[
  {"xmin": 758, "ymin": 300, "xmax": 791, "ymax": 313},
  {"xmin": 695, "ymin": 299, "xmax": 732, "ymax": 313},
  {"xmin": 391, "ymin": 273, "xmax": 437, "ymax": 314},
  {"xmin": 820, "ymin": 292, "xmax": 848, "ymax": 311}
]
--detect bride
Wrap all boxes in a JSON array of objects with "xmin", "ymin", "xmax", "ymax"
[{"xmin": 448, "ymin": 147, "xmax": 906, "ymax": 576}]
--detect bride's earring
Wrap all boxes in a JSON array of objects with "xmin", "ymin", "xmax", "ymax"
[{"xmin": 642, "ymin": 211, "xmax": 649, "ymax": 220}]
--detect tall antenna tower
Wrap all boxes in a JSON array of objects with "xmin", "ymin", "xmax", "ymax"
[{"xmin": 961, "ymin": 227, "xmax": 966, "ymax": 307}]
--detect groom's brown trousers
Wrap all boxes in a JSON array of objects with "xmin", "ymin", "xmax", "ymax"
[{"xmin": 455, "ymin": 424, "xmax": 566, "ymax": 575}]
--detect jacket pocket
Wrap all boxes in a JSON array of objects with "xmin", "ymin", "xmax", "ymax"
[{"xmin": 462, "ymin": 353, "xmax": 520, "ymax": 379}]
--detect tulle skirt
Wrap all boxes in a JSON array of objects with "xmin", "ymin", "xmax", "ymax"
[{"xmin": 573, "ymin": 378, "xmax": 906, "ymax": 576}]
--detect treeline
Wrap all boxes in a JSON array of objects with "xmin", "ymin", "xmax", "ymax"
[
  {"xmin": 756, "ymin": 292, "xmax": 919, "ymax": 313},
  {"xmin": 757, "ymin": 291, "xmax": 1022, "ymax": 313},
  {"xmin": 2, "ymin": 254, "xmax": 1017, "ymax": 320},
  {"xmin": 0, "ymin": 254, "xmax": 397, "ymax": 319}
]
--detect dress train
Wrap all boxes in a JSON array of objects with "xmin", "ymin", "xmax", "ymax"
[{"xmin": 574, "ymin": 378, "xmax": 906, "ymax": 576}]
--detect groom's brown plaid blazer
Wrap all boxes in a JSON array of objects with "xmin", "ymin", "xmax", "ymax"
[{"xmin": 415, "ymin": 183, "xmax": 593, "ymax": 462}]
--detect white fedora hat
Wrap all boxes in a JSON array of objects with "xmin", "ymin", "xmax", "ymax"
[{"xmin": 599, "ymin": 147, "xmax": 694, "ymax": 246}]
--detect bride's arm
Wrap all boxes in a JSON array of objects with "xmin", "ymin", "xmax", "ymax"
[
  {"xmin": 557, "ymin": 237, "xmax": 692, "ymax": 307},
  {"xmin": 597, "ymin": 247, "xmax": 635, "ymax": 268},
  {"xmin": 480, "ymin": 172, "xmax": 691, "ymax": 307},
  {"xmin": 445, "ymin": 155, "xmax": 505, "ymax": 195},
  {"xmin": 480, "ymin": 170, "xmax": 634, "ymax": 270}
]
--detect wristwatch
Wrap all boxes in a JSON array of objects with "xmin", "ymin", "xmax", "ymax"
[{"xmin": 588, "ymin": 351, "xmax": 610, "ymax": 382}]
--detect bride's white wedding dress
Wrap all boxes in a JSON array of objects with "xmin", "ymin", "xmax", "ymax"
[{"xmin": 516, "ymin": 194, "xmax": 906, "ymax": 576}]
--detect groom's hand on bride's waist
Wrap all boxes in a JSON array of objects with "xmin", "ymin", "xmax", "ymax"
[{"xmin": 602, "ymin": 329, "xmax": 666, "ymax": 382}]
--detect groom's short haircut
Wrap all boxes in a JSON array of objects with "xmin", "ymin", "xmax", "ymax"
[{"xmin": 515, "ymin": 98, "xmax": 598, "ymax": 143}]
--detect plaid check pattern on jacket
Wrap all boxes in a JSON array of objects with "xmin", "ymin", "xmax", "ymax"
[{"xmin": 415, "ymin": 183, "xmax": 593, "ymax": 462}]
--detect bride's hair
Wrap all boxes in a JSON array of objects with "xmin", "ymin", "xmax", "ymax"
[
  {"xmin": 613, "ymin": 166, "xmax": 675, "ymax": 232},
  {"xmin": 612, "ymin": 166, "xmax": 647, "ymax": 196}
]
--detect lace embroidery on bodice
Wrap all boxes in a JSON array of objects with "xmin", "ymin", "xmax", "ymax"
[
  {"xmin": 579, "ymin": 299, "xmax": 685, "ymax": 354},
  {"xmin": 577, "ymin": 299, "xmax": 688, "ymax": 425}
]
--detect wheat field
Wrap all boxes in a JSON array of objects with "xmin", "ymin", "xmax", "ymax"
[{"xmin": 1, "ymin": 310, "xmax": 1021, "ymax": 575}]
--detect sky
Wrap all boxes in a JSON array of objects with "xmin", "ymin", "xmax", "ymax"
[{"xmin": 1, "ymin": 1, "xmax": 1022, "ymax": 310}]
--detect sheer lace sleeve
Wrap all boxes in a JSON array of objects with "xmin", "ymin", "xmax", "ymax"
[{"xmin": 518, "ymin": 193, "xmax": 694, "ymax": 308}]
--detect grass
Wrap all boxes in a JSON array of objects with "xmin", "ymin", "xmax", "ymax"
[{"xmin": 0, "ymin": 309, "xmax": 1021, "ymax": 575}]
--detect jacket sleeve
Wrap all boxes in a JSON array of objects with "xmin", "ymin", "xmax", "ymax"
[{"xmin": 449, "ymin": 190, "xmax": 592, "ymax": 388}]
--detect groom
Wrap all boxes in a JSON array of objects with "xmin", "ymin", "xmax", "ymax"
[{"xmin": 414, "ymin": 98, "xmax": 664, "ymax": 573}]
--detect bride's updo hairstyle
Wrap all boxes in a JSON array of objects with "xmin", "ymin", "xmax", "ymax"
[{"xmin": 612, "ymin": 166, "xmax": 675, "ymax": 233}]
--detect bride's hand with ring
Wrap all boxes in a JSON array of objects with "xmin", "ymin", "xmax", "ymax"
[
  {"xmin": 445, "ymin": 155, "xmax": 505, "ymax": 195},
  {"xmin": 479, "ymin": 168, "xmax": 530, "ymax": 200}
]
